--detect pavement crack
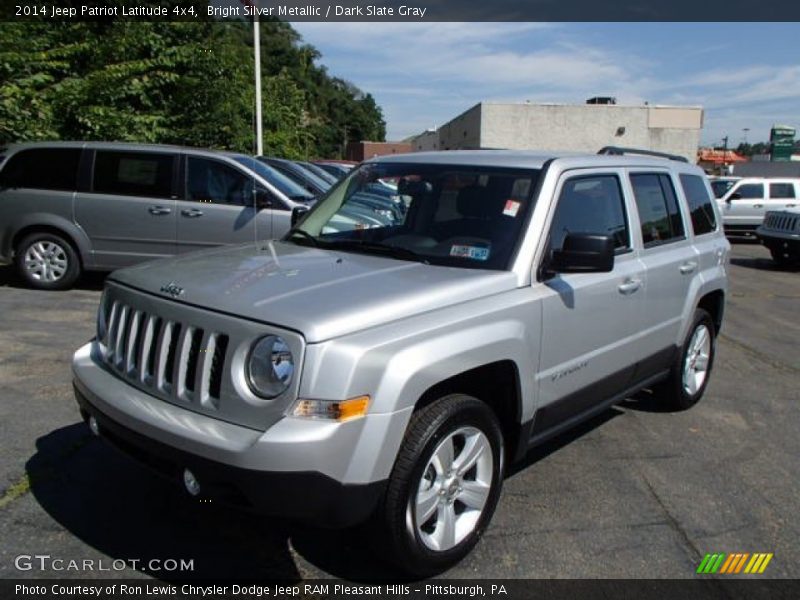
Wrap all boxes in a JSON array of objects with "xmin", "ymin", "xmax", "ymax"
[
  {"xmin": 0, "ymin": 431, "xmax": 94, "ymax": 511},
  {"xmin": 639, "ymin": 472, "xmax": 702, "ymax": 563},
  {"xmin": 0, "ymin": 474, "xmax": 32, "ymax": 510},
  {"xmin": 720, "ymin": 333, "xmax": 800, "ymax": 375}
]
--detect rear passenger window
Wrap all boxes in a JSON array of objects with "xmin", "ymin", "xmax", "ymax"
[
  {"xmin": 679, "ymin": 174, "xmax": 718, "ymax": 235},
  {"xmin": 770, "ymin": 183, "xmax": 796, "ymax": 199},
  {"xmin": 549, "ymin": 175, "xmax": 630, "ymax": 252},
  {"xmin": 1, "ymin": 148, "xmax": 81, "ymax": 191},
  {"xmin": 734, "ymin": 183, "xmax": 764, "ymax": 199},
  {"xmin": 630, "ymin": 173, "xmax": 685, "ymax": 247},
  {"xmin": 93, "ymin": 151, "xmax": 174, "ymax": 198}
]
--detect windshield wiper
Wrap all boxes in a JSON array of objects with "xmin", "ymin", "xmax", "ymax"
[
  {"xmin": 322, "ymin": 239, "xmax": 429, "ymax": 264},
  {"xmin": 286, "ymin": 229, "xmax": 318, "ymax": 247}
]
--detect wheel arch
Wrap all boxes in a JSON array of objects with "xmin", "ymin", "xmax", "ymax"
[{"xmin": 10, "ymin": 216, "xmax": 91, "ymax": 268}]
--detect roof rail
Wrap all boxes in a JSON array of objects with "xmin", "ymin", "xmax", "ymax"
[{"xmin": 597, "ymin": 146, "xmax": 688, "ymax": 163}]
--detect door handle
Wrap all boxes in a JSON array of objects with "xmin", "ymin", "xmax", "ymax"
[
  {"xmin": 148, "ymin": 206, "xmax": 171, "ymax": 215},
  {"xmin": 753, "ymin": 204, "xmax": 763, "ymax": 209},
  {"xmin": 181, "ymin": 209, "xmax": 204, "ymax": 218},
  {"xmin": 617, "ymin": 278, "xmax": 641, "ymax": 295},
  {"xmin": 679, "ymin": 261, "xmax": 698, "ymax": 275},
  {"xmin": 787, "ymin": 204, "xmax": 796, "ymax": 208}
]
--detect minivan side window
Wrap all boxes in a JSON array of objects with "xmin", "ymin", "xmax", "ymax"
[
  {"xmin": 679, "ymin": 174, "xmax": 717, "ymax": 235},
  {"xmin": 549, "ymin": 174, "xmax": 630, "ymax": 253},
  {"xmin": 770, "ymin": 183, "xmax": 796, "ymax": 199},
  {"xmin": 630, "ymin": 173, "xmax": 685, "ymax": 247},
  {"xmin": 187, "ymin": 157, "xmax": 254, "ymax": 206},
  {"xmin": 93, "ymin": 151, "xmax": 174, "ymax": 198},
  {"xmin": 2, "ymin": 148, "xmax": 82, "ymax": 191},
  {"xmin": 734, "ymin": 183, "xmax": 764, "ymax": 199}
]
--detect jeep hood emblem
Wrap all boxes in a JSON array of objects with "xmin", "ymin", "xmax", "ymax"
[{"xmin": 160, "ymin": 282, "xmax": 185, "ymax": 298}]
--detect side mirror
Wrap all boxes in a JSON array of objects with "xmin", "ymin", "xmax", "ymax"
[
  {"xmin": 727, "ymin": 192, "xmax": 742, "ymax": 202},
  {"xmin": 549, "ymin": 233, "xmax": 615, "ymax": 274},
  {"xmin": 254, "ymin": 188, "xmax": 273, "ymax": 209},
  {"xmin": 291, "ymin": 205, "xmax": 310, "ymax": 226}
]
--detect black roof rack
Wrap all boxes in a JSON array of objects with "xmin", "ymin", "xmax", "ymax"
[{"xmin": 597, "ymin": 146, "xmax": 688, "ymax": 163}]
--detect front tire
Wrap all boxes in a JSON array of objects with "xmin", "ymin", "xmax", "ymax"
[
  {"xmin": 769, "ymin": 246, "xmax": 791, "ymax": 266},
  {"xmin": 14, "ymin": 232, "xmax": 81, "ymax": 290},
  {"xmin": 655, "ymin": 308, "xmax": 716, "ymax": 411},
  {"xmin": 381, "ymin": 394, "xmax": 504, "ymax": 576}
]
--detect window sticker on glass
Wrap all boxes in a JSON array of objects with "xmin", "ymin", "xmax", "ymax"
[
  {"xmin": 503, "ymin": 199, "xmax": 521, "ymax": 217},
  {"xmin": 450, "ymin": 245, "xmax": 490, "ymax": 261}
]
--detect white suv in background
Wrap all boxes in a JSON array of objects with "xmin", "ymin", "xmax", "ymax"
[{"xmin": 717, "ymin": 177, "xmax": 800, "ymax": 236}]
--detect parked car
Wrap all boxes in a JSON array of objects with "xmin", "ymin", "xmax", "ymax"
[
  {"xmin": 257, "ymin": 156, "xmax": 332, "ymax": 196},
  {"xmin": 314, "ymin": 160, "xmax": 356, "ymax": 179},
  {"xmin": 0, "ymin": 142, "xmax": 312, "ymax": 289},
  {"xmin": 756, "ymin": 209, "xmax": 800, "ymax": 265},
  {"xmin": 73, "ymin": 148, "xmax": 728, "ymax": 575},
  {"xmin": 297, "ymin": 160, "xmax": 339, "ymax": 186},
  {"xmin": 716, "ymin": 177, "xmax": 800, "ymax": 236}
]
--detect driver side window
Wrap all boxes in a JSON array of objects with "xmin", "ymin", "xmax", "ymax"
[
  {"xmin": 548, "ymin": 174, "xmax": 630, "ymax": 254},
  {"xmin": 187, "ymin": 157, "xmax": 254, "ymax": 206}
]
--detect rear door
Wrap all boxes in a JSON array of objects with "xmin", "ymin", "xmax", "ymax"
[
  {"xmin": 535, "ymin": 170, "xmax": 646, "ymax": 436},
  {"xmin": 75, "ymin": 149, "xmax": 178, "ymax": 269},
  {"xmin": 176, "ymin": 155, "xmax": 289, "ymax": 254},
  {"xmin": 626, "ymin": 170, "xmax": 696, "ymax": 371},
  {"xmin": 768, "ymin": 181, "xmax": 798, "ymax": 211}
]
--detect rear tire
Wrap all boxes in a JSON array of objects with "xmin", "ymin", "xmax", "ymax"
[
  {"xmin": 654, "ymin": 308, "xmax": 716, "ymax": 411},
  {"xmin": 381, "ymin": 394, "xmax": 504, "ymax": 576},
  {"xmin": 14, "ymin": 232, "xmax": 81, "ymax": 290}
]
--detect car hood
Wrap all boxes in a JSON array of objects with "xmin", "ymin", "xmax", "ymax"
[{"xmin": 110, "ymin": 241, "xmax": 518, "ymax": 343}]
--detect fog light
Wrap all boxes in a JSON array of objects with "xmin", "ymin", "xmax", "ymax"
[
  {"xmin": 88, "ymin": 415, "xmax": 100, "ymax": 436},
  {"xmin": 183, "ymin": 468, "xmax": 201, "ymax": 496}
]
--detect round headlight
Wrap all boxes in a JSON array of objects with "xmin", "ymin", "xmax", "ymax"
[{"xmin": 247, "ymin": 336, "xmax": 294, "ymax": 398}]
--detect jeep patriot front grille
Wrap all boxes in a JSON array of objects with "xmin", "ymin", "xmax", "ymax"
[{"xmin": 104, "ymin": 300, "xmax": 228, "ymax": 410}]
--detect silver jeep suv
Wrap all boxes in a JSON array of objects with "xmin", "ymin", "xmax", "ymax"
[{"xmin": 72, "ymin": 149, "xmax": 729, "ymax": 574}]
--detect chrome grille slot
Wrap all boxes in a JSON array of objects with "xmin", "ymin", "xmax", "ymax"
[
  {"xmin": 208, "ymin": 334, "xmax": 228, "ymax": 405},
  {"xmin": 114, "ymin": 306, "xmax": 130, "ymax": 369},
  {"xmin": 125, "ymin": 310, "xmax": 144, "ymax": 375},
  {"xmin": 161, "ymin": 322, "xmax": 181, "ymax": 393}
]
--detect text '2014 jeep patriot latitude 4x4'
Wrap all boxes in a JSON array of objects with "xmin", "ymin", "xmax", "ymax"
[{"xmin": 73, "ymin": 149, "xmax": 729, "ymax": 575}]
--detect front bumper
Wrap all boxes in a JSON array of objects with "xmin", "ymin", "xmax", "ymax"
[{"xmin": 72, "ymin": 342, "xmax": 404, "ymax": 527}]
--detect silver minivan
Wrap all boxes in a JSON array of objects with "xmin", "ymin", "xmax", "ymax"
[{"xmin": 0, "ymin": 142, "xmax": 313, "ymax": 289}]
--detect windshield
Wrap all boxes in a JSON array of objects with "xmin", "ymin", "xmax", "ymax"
[
  {"xmin": 232, "ymin": 156, "xmax": 314, "ymax": 202},
  {"xmin": 287, "ymin": 162, "xmax": 540, "ymax": 271},
  {"xmin": 710, "ymin": 179, "xmax": 736, "ymax": 199}
]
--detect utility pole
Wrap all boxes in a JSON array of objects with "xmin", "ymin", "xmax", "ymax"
[
  {"xmin": 241, "ymin": 0, "xmax": 263, "ymax": 155},
  {"xmin": 253, "ymin": 13, "xmax": 263, "ymax": 156}
]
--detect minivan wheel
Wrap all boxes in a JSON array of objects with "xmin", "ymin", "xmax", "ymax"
[
  {"xmin": 15, "ymin": 232, "xmax": 81, "ymax": 290},
  {"xmin": 381, "ymin": 394, "xmax": 504, "ymax": 576},
  {"xmin": 655, "ymin": 308, "xmax": 716, "ymax": 411}
]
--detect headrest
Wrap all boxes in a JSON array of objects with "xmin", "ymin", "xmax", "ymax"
[{"xmin": 457, "ymin": 185, "xmax": 501, "ymax": 219}]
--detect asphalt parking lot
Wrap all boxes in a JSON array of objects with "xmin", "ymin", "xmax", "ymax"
[{"xmin": 0, "ymin": 241, "xmax": 798, "ymax": 581}]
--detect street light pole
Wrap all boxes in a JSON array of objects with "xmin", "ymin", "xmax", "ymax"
[{"xmin": 253, "ymin": 13, "xmax": 263, "ymax": 156}]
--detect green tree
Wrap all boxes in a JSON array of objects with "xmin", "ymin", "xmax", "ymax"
[{"xmin": 0, "ymin": 13, "xmax": 386, "ymax": 159}]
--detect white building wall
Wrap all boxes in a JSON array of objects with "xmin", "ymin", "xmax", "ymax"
[{"xmin": 430, "ymin": 102, "xmax": 702, "ymax": 161}]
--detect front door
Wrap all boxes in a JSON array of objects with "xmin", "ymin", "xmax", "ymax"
[
  {"xmin": 176, "ymin": 156, "xmax": 290, "ymax": 253},
  {"xmin": 535, "ymin": 170, "xmax": 646, "ymax": 438},
  {"xmin": 721, "ymin": 181, "xmax": 765, "ymax": 231}
]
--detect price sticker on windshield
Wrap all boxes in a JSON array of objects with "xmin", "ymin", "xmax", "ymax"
[{"xmin": 503, "ymin": 200, "xmax": 521, "ymax": 217}]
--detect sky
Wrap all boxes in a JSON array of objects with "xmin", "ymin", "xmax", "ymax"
[{"xmin": 290, "ymin": 22, "xmax": 800, "ymax": 147}]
